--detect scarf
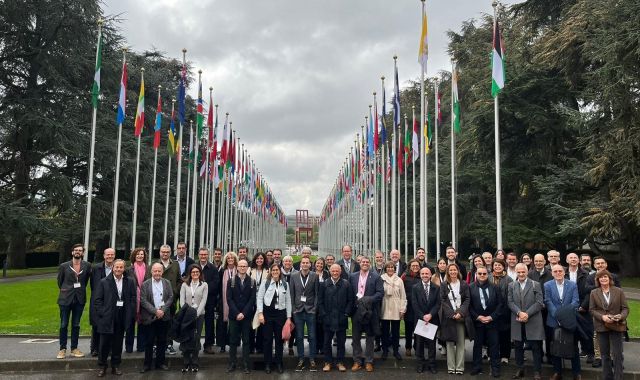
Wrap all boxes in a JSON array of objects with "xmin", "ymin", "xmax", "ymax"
[{"xmin": 133, "ymin": 262, "xmax": 146, "ymax": 319}]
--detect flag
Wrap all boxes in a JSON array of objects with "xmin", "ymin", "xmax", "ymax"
[
  {"xmin": 187, "ymin": 125, "xmax": 194, "ymax": 169},
  {"xmin": 196, "ymin": 78, "xmax": 204, "ymax": 139},
  {"xmin": 393, "ymin": 62, "xmax": 401, "ymax": 127},
  {"xmin": 367, "ymin": 108, "xmax": 374, "ymax": 158},
  {"xmin": 374, "ymin": 99, "xmax": 379, "ymax": 151},
  {"xmin": 412, "ymin": 114, "xmax": 419, "ymax": 162},
  {"xmin": 116, "ymin": 57, "xmax": 127, "ymax": 125},
  {"xmin": 418, "ymin": 3, "xmax": 428, "ymax": 65},
  {"xmin": 404, "ymin": 117, "xmax": 411, "ymax": 166},
  {"xmin": 424, "ymin": 104, "xmax": 432, "ymax": 154},
  {"xmin": 134, "ymin": 72, "xmax": 145, "ymax": 137},
  {"xmin": 177, "ymin": 62, "xmax": 187, "ymax": 124},
  {"xmin": 452, "ymin": 64, "xmax": 461, "ymax": 133},
  {"xmin": 168, "ymin": 103, "xmax": 177, "ymax": 155},
  {"xmin": 380, "ymin": 84, "xmax": 387, "ymax": 144},
  {"xmin": 91, "ymin": 26, "xmax": 102, "ymax": 109},
  {"xmin": 437, "ymin": 91, "xmax": 442, "ymax": 124},
  {"xmin": 153, "ymin": 91, "xmax": 162, "ymax": 149},
  {"xmin": 491, "ymin": 18, "xmax": 505, "ymax": 98}
]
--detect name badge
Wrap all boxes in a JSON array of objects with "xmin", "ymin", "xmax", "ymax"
[
  {"xmin": 116, "ymin": 301, "xmax": 124, "ymax": 307},
  {"xmin": 356, "ymin": 292, "xmax": 363, "ymax": 299},
  {"xmin": 192, "ymin": 304, "xmax": 198, "ymax": 309},
  {"xmin": 73, "ymin": 283, "xmax": 81, "ymax": 289},
  {"xmin": 300, "ymin": 296, "xmax": 307, "ymax": 303}
]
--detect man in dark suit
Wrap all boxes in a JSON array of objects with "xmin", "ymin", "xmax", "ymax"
[
  {"xmin": 56, "ymin": 243, "xmax": 92, "ymax": 360},
  {"xmin": 566, "ymin": 252, "xmax": 594, "ymax": 363},
  {"xmin": 174, "ymin": 241, "xmax": 195, "ymax": 280},
  {"xmin": 226, "ymin": 258, "xmax": 256, "ymax": 374},
  {"xmin": 469, "ymin": 267, "xmax": 502, "ymax": 377},
  {"xmin": 445, "ymin": 246, "xmax": 467, "ymax": 282},
  {"xmin": 94, "ymin": 259, "xmax": 136, "ymax": 377},
  {"xmin": 545, "ymin": 264, "xmax": 581, "ymax": 380},
  {"xmin": 412, "ymin": 267, "xmax": 440, "ymax": 374},
  {"xmin": 139, "ymin": 262, "xmax": 173, "ymax": 372},
  {"xmin": 389, "ymin": 249, "xmax": 407, "ymax": 276},
  {"xmin": 156, "ymin": 244, "xmax": 181, "ymax": 355},
  {"xmin": 337, "ymin": 245, "xmax": 360, "ymax": 280},
  {"xmin": 89, "ymin": 248, "xmax": 116, "ymax": 356},
  {"xmin": 197, "ymin": 247, "xmax": 220, "ymax": 355},
  {"xmin": 348, "ymin": 256, "xmax": 383, "ymax": 372}
]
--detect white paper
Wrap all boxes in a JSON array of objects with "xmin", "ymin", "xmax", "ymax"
[{"xmin": 413, "ymin": 320, "xmax": 438, "ymax": 340}]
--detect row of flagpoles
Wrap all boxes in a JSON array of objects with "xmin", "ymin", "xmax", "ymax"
[
  {"xmin": 83, "ymin": 27, "xmax": 287, "ymax": 261},
  {"xmin": 318, "ymin": 0, "xmax": 506, "ymax": 261}
]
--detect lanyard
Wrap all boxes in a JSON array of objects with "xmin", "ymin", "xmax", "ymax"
[
  {"xmin": 603, "ymin": 291, "xmax": 611, "ymax": 305},
  {"xmin": 300, "ymin": 274, "xmax": 309, "ymax": 289},
  {"xmin": 190, "ymin": 282, "xmax": 198, "ymax": 299}
]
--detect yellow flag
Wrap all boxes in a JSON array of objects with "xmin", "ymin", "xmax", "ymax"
[{"xmin": 418, "ymin": 5, "xmax": 428, "ymax": 65}]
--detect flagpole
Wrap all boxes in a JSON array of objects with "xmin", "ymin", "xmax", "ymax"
[
  {"xmin": 209, "ymin": 104, "xmax": 219, "ymax": 249},
  {"xmin": 163, "ymin": 99, "xmax": 175, "ymax": 245},
  {"xmin": 412, "ymin": 106, "xmax": 417, "ymax": 256},
  {"xmin": 184, "ymin": 121, "xmax": 193, "ymax": 248},
  {"xmin": 434, "ymin": 80, "xmax": 441, "ymax": 256},
  {"xmin": 450, "ymin": 62, "xmax": 457, "ymax": 249},
  {"xmin": 148, "ymin": 85, "xmax": 162, "ymax": 260},
  {"xmin": 83, "ymin": 19, "xmax": 102, "ymax": 257},
  {"xmin": 173, "ymin": 49, "xmax": 187, "ymax": 248},
  {"xmin": 403, "ymin": 114, "xmax": 409, "ymax": 262},
  {"xmin": 391, "ymin": 57, "xmax": 398, "ymax": 251},
  {"xmin": 110, "ymin": 48, "xmax": 126, "ymax": 249},
  {"xmin": 189, "ymin": 71, "xmax": 203, "ymax": 257},
  {"xmin": 397, "ymin": 123, "xmax": 401, "ymax": 250},
  {"xmin": 419, "ymin": 0, "xmax": 427, "ymax": 254},
  {"xmin": 131, "ymin": 68, "xmax": 144, "ymax": 250},
  {"xmin": 493, "ymin": 0, "xmax": 503, "ymax": 250}
]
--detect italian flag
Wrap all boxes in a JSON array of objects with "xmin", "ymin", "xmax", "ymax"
[{"xmin": 491, "ymin": 19, "xmax": 505, "ymax": 98}]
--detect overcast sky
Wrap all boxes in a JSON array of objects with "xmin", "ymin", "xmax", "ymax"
[{"xmin": 102, "ymin": 0, "xmax": 523, "ymax": 215}]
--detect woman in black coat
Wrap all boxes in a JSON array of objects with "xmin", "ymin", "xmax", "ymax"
[
  {"xmin": 440, "ymin": 263, "xmax": 474, "ymax": 375},
  {"xmin": 401, "ymin": 259, "xmax": 422, "ymax": 356}
]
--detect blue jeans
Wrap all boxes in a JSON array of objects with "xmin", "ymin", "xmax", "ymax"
[
  {"xmin": 59, "ymin": 302, "xmax": 84, "ymax": 350},
  {"xmin": 294, "ymin": 311, "xmax": 316, "ymax": 359}
]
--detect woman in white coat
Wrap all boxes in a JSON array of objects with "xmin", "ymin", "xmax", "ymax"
[{"xmin": 380, "ymin": 261, "xmax": 407, "ymax": 360}]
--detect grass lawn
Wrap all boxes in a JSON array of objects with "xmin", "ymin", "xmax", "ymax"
[
  {"xmin": 2, "ymin": 266, "xmax": 58, "ymax": 278},
  {"xmin": 621, "ymin": 277, "xmax": 640, "ymax": 289}
]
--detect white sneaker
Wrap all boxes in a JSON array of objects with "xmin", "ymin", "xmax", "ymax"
[
  {"xmin": 57, "ymin": 349, "xmax": 66, "ymax": 359},
  {"xmin": 70, "ymin": 348, "xmax": 85, "ymax": 358}
]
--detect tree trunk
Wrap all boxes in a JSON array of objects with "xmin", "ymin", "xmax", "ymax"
[{"xmin": 618, "ymin": 219, "xmax": 640, "ymax": 277}]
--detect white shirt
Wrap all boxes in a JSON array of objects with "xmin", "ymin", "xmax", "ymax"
[
  {"xmin": 152, "ymin": 279, "xmax": 164, "ymax": 309},
  {"xmin": 448, "ymin": 281, "xmax": 462, "ymax": 310},
  {"xmin": 519, "ymin": 278, "xmax": 527, "ymax": 291},
  {"xmin": 114, "ymin": 276, "xmax": 123, "ymax": 298},
  {"xmin": 569, "ymin": 269, "xmax": 578, "ymax": 283},
  {"xmin": 556, "ymin": 281, "xmax": 564, "ymax": 300},
  {"xmin": 507, "ymin": 268, "xmax": 517, "ymax": 281},
  {"xmin": 105, "ymin": 265, "xmax": 113, "ymax": 277}
]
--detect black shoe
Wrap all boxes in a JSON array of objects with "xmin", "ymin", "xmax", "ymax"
[
  {"xmin": 265, "ymin": 364, "xmax": 272, "ymax": 374},
  {"xmin": 429, "ymin": 366, "xmax": 438, "ymax": 374},
  {"xmin": 277, "ymin": 364, "xmax": 284, "ymax": 373},
  {"xmin": 381, "ymin": 351, "xmax": 388, "ymax": 360},
  {"xmin": 156, "ymin": 364, "xmax": 169, "ymax": 371},
  {"xmin": 471, "ymin": 368, "xmax": 484, "ymax": 375},
  {"xmin": 192, "ymin": 367, "xmax": 199, "ymax": 372},
  {"xmin": 125, "ymin": 347, "xmax": 133, "ymax": 354},
  {"xmin": 512, "ymin": 369, "xmax": 525, "ymax": 379},
  {"xmin": 417, "ymin": 364, "xmax": 424, "ymax": 373},
  {"xmin": 97, "ymin": 368, "xmax": 107, "ymax": 377},
  {"xmin": 227, "ymin": 364, "xmax": 236, "ymax": 373},
  {"xmin": 182, "ymin": 366, "xmax": 189, "ymax": 373},
  {"xmin": 220, "ymin": 347, "xmax": 226, "ymax": 353},
  {"xmin": 91, "ymin": 351, "xmax": 98, "ymax": 357},
  {"xmin": 243, "ymin": 367, "xmax": 251, "ymax": 374},
  {"xmin": 374, "ymin": 345, "xmax": 382, "ymax": 352},
  {"xmin": 393, "ymin": 351, "xmax": 402, "ymax": 360},
  {"xmin": 295, "ymin": 359, "xmax": 305, "ymax": 372},
  {"xmin": 592, "ymin": 358, "xmax": 602, "ymax": 368},
  {"xmin": 493, "ymin": 372, "xmax": 501, "ymax": 378},
  {"xmin": 112, "ymin": 367, "xmax": 122, "ymax": 376},
  {"xmin": 140, "ymin": 367, "xmax": 151, "ymax": 373},
  {"xmin": 586, "ymin": 354, "xmax": 594, "ymax": 364}
]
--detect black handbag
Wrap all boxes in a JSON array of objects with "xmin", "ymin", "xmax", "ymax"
[{"xmin": 550, "ymin": 327, "xmax": 575, "ymax": 359}]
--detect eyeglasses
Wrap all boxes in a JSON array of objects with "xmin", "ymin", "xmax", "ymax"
[{"xmin": 477, "ymin": 273, "xmax": 488, "ymax": 276}]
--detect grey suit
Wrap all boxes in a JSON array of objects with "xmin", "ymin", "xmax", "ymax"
[
  {"xmin": 139, "ymin": 278, "xmax": 173, "ymax": 325},
  {"xmin": 139, "ymin": 278, "xmax": 173, "ymax": 369},
  {"xmin": 508, "ymin": 278, "xmax": 545, "ymax": 373}
]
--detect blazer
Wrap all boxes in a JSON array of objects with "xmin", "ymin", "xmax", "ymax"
[
  {"xmin": 57, "ymin": 260, "xmax": 92, "ymax": 306},
  {"xmin": 318, "ymin": 277, "xmax": 353, "ymax": 332},
  {"xmin": 508, "ymin": 278, "xmax": 545, "ymax": 340},
  {"xmin": 226, "ymin": 275, "xmax": 256, "ymax": 320},
  {"xmin": 544, "ymin": 279, "xmax": 579, "ymax": 328},
  {"xmin": 440, "ymin": 280, "xmax": 475, "ymax": 341},
  {"xmin": 139, "ymin": 278, "xmax": 174, "ymax": 325},
  {"xmin": 199, "ymin": 261, "xmax": 220, "ymax": 309},
  {"xmin": 528, "ymin": 267, "xmax": 553, "ymax": 286},
  {"xmin": 348, "ymin": 270, "xmax": 384, "ymax": 314},
  {"xmin": 337, "ymin": 258, "xmax": 360, "ymax": 279},
  {"xmin": 586, "ymin": 271, "xmax": 620, "ymax": 289},
  {"xmin": 256, "ymin": 278, "xmax": 292, "ymax": 317},
  {"xmin": 93, "ymin": 273, "xmax": 137, "ymax": 334},
  {"xmin": 469, "ymin": 281, "xmax": 502, "ymax": 327},
  {"xmin": 391, "ymin": 260, "xmax": 407, "ymax": 277},
  {"xmin": 380, "ymin": 273, "xmax": 407, "ymax": 320},
  {"xmin": 126, "ymin": 264, "xmax": 150, "ymax": 290},
  {"xmin": 290, "ymin": 271, "xmax": 319, "ymax": 314},
  {"xmin": 411, "ymin": 281, "xmax": 440, "ymax": 326},
  {"xmin": 589, "ymin": 286, "xmax": 629, "ymax": 333},
  {"xmin": 173, "ymin": 255, "xmax": 196, "ymax": 278},
  {"xmin": 180, "ymin": 281, "xmax": 208, "ymax": 317},
  {"xmin": 152, "ymin": 259, "xmax": 181, "ymax": 300},
  {"xmin": 89, "ymin": 261, "xmax": 111, "ymax": 325},
  {"xmin": 565, "ymin": 267, "xmax": 591, "ymax": 310}
]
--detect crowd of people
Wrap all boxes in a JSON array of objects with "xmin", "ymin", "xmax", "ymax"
[{"xmin": 56, "ymin": 243, "xmax": 629, "ymax": 379}]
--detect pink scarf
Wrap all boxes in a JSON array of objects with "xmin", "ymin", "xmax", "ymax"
[{"xmin": 133, "ymin": 262, "xmax": 146, "ymax": 319}]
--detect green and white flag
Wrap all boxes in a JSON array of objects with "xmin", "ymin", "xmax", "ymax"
[
  {"xmin": 91, "ymin": 25, "xmax": 102, "ymax": 109},
  {"xmin": 491, "ymin": 19, "xmax": 505, "ymax": 98},
  {"xmin": 452, "ymin": 63, "xmax": 461, "ymax": 133}
]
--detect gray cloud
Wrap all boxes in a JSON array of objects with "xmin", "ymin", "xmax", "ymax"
[{"xmin": 103, "ymin": 0, "xmax": 523, "ymax": 214}]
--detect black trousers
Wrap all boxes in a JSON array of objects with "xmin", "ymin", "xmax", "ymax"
[
  {"xmin": 515, "ymin": 324, "xmax": 542, "ymax": 373},
  {"xmin": 98, "ymin": 318, "xmax": 125, "ymax": 368},
  {"xmin": 599, "ymin": 330, "xmax": 623, "ymax": 380},
  {"xmin": 142, "ymin": 319, "xmax": 168, "ymax": 368},
  {"xmin": 229, "ymin": 317, "xmax": 252, "ymax": 367},
  {"xmin": 183, "ymin": 316, "xmax": 204, "ymax": 368},
  {"xmin": 415, "ymin": 334, "xmax": 436, "ymax": 367},
  {"xmin": 125, "ymin": 321, "xmax": 145, "ymax": 352},
  {"xmin": 203, "ymin": 304, "xmax": 216, "ymax": 349},
  {"xmin": 381, "ymin": 319, "xmax": 400, "ymax": 354},
  {"xmin": 90, "ymin": 325, "xmax": 100, "ymax": 353},
  {"xmin": 216, "ymin": 313, "xmax": 227, "ymax": 348},
  {"xmin": 263, "ymin": 308, "xmax": 286, "ymax": 365},
  {"xmin": 316, "ymin": 315, "xmax": 324, "ymax": 354},
  {"xmin": 324, "ymin": 328, "xmax": 347, "ymax": 364},
  {"xmin": 250, "ymin": 325, "xmax": 264, "ymax": 353},
  {"xmin": 498, "ymin": 328, "xmax": 511, "ymax": 359},
  {"xmin": 473, "ymin": 324, "xmax": 500, "ymax": 373},
  {"xmin": 405, "ymin": 315, "xmax": 416, "ymax": 350}
]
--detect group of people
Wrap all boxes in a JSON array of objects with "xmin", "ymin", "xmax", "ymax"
[{"xmin": 56, "ymin": 243, "xmax": 628, "ymax": 380}]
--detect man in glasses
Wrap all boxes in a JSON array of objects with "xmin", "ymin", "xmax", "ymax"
[{"xmin": 469, "ymin": 267, "xmax": 502, "ymax": 377}]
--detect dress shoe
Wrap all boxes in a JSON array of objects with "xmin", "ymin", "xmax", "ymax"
[
  {"xmin": 97, "ymin": 368, "xmax": 107, "ymax": 377},
  {"xmin": 429, "ymin": 366, "xmax": 438, "ymax": 374},
  {"xmin": 374, "ymin": 345, "xmax": 382, "ymax": 352},
  {"xmin": 393, "ymin": 351, "xmax": 402, "ymax": 360},
  {"xmin": 586, "ymin": 354, "xmax": 594, "ymax": 364},
  {"xmin": 416, "ymin": 363, "xmax": 424, "ymax": 373},
  {"xmin": 549, "ymin": 373, "xmax": 562, "ymax": 380},
  {"xmin": 493, "ymin": 371, "xmax": 501, "ymax": 378},
  {"xmin": 512, "ymin": 369, "xmax": 525, "ymax": 379},
  {"xmin": 265, "ymin": 364, "xmax": 272, "ymax": 374},
  {"xmin": 406, "ymin": 348, "xmax": 412, "ymax": 357},
  {"xmin": 471, "ymin": 368, "xmax": 484, "ymax": 375},
  {"xmin": 139, "ymin": 366, "xmax": 151, "ymax": 373},
  {"xmin": 243, "ymin": 367, "xmax": 251, "ymax": 374},
  {"xmin": 381, "ymin": 351, "xmax": 388, "ymax": 360},
  {"xmin": 191, "ymin": 367, "xmax": 199, "ymax": 372},
  {"xmin": 112, "ymin": 367, "xmax": 122, "ymax": 375},
  {"xmin": 182, "ymin": 367, "xmax": 189, "ymax": 373},
  {"xmin": 276, "ymin": 364, "xmax": 284, "ymax": 373},
  {"xmin": 573, "ymin": 376, "xmax": 581, "ymax": 380},
  {"xmin": 351, "ymin": 362, "xmax": 362, "ymax": 372},
  {"xmin": 288, "ymin": 348, "xmax": 294, "ymax": 356},
  {"xmin": 365, "ymin": 363, "xmax": 374, "ymax": 372},
  {"xmin": 592, "ymin": 358, "xmax": 602, "ymax": 368},
  {"xmin": 533, "ymin": 372, "xmax": 542, "ymax": 380},
  {"xmin": 204, "ymin": 346, "xmax": 216, "ymax": 354},
  {"xmin": 156, "ymin": 364, "xmax": 169, "ymax": 371},
  {"xmin": 227, "ymin": 364, "xmax": 237, "ymax": 373}
]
